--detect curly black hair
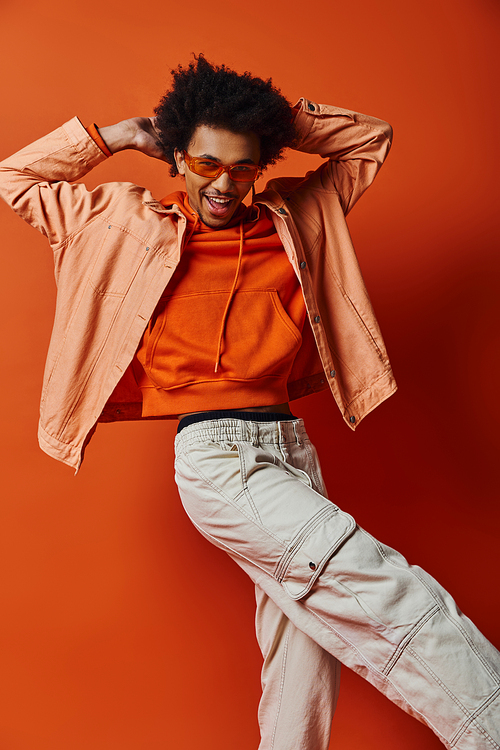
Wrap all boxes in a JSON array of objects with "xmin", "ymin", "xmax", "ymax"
[{"xmin": 154, "ymin": 55, "xmax": 297, "ymax": 177}]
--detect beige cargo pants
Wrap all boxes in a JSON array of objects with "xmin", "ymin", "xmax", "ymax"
[{"xmin": 174, "ymin": 417, "xmax": 500, "ymax": 750}]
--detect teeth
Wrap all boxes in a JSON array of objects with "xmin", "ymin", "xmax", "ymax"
[{"xmin": 207, "ymin": 196, "xmax": 231, "ymax": 204}]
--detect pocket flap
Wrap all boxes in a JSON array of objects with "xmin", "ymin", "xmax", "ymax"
[{"xmin": 277, "ymin": 506, "xmax": 356, "ymax": 600}]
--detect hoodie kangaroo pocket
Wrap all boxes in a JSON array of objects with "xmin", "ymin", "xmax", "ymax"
[{"xmin": 138, "ymin": 288, "xmax": 303, "ymax": 388}]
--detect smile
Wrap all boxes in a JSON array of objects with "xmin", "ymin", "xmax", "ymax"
[
  {"xmin": 203, "ymin": 194, "xmax": 235, "ymax": 218},
  {"xmin": 205, "ymin": 195, "xmax": 232, "ymax": 204}
]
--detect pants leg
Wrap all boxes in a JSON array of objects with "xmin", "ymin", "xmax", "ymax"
[
  {"xmin": 174, "ymin": 418, "xmax": 500, "ymax": 750},
  {"xmin": 255, "ymin": 566, "xmax": 340, "ymax": 750},
  {"xmin": 253, "ymin": 419, "xmax": 341, "ymax": 750}
]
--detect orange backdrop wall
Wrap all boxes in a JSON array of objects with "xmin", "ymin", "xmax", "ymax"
[{"xmin": 0, "ymin": 1, "xmax": 499, "ymax": 748}]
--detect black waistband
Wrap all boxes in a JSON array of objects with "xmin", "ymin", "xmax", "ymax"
[{"xmin": 177, "ymin": 410, "xmax": 298, "ymax": 434}]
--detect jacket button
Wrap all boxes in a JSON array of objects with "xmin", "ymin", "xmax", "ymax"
[
  {"xmin": 309, "ymin": 562, "xmax": 317, "ymax": 571},
  {"xmin": 145, "ymin": 247, "xmax": 150, "ymax": 251},
  {"xmin": 300, "ymin": 261, "xmax": 306, "ymax": 269},
  {"xmin": 330, "ymin": 370, "xmax": 336, "ymax": 377},
  {"xmin": 349, "ymin": 416, "xmax": 356, "ymax": 424},
  {"xmin": 308, "ymin": 103, "xmax": 315, "ymax": 111},
  {"xmin": 314, "ymin": 315, "xmax": 320, "ymax": 323},
  {"xmin": 278, "ymin": 207, "xmax": 287, "ymax": 215}
]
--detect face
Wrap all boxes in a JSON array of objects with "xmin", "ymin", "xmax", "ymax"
[{"xmin": 174, "ymin": 125, "xmax": 261, "ymax": 229}]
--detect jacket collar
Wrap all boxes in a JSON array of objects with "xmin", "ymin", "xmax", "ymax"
[
  {"xmin": 142, "ymin": 198, "xmax": 185, "ymax": 218},
  {"xmin": 253, "ymin": 188, "xmax": 290, "ymax": 217},
  {"xmin": 143, "ymin": 190, "xmax": 289, "ymax": 224}
]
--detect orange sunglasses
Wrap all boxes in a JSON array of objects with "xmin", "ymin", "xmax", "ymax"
[{"xmin": 183, "ymin": 151, "xmax": 261, "ymax": 183}]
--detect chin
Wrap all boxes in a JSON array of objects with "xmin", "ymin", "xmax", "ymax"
[{"xmin": 199, "ymin": 212, "xmax": 233, "ymax": 229}]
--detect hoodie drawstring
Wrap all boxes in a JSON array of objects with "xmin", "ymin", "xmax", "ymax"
[
  {"xmin": 214, "ymin": 220, "xmax": 244, "ymax": 373},
  {"xmin": 184, "ymin": 214, "xmax": 199, "ymax": 247}
]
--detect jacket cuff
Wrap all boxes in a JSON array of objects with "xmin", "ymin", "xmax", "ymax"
[
  {"xmin": 292, "ymin": 98, "xmax": 318, "ymax": 147},
  {"xmin": 61, "ymin": 116, "xmax": 110, "ymax": 171},
  {"xmin": 86, "ymin": 122, "xmax": 113, "ymax": 157}
]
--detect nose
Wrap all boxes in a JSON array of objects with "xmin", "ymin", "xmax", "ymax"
[{"xmin": 210, "ymin": 169, "xmax": 234, "ymax": 192}]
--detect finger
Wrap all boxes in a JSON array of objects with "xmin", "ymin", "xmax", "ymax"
[{"xmin": 149, "ymin": 116, "xmax": 159, "ymax": 132}]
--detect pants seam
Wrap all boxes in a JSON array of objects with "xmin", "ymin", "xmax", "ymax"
[
  {"xmin": 370, "ymin": 530, "xmax": 500, "ymax": 684},
  {"xmin": 181, "ymin": 508, "xmax": 286, "ymax": 588},
  {"xmin": 406, "ymin": 644, "xmax": 474, "ymax": 726},
  {"xmin": 450, "ymin": 687, "xmax": 500, "ymax": 749},
  {"xmin": 383, "ymin": 604, "xmax": 440, "ymax": 675},
  {"xmin": 303, "ymin": 441, "xmax": 322, "ymax": 492},
  {"xmin": 238, "ymin": 443, "xmax": 264, "ymax": 525},
  {"xmin": 303, "ymin": 603, "xmax": 448, "ymax": 744},
  {"xmin": 184, "ymin": 452, "xmax": 284, "ymax": 546},
  {"xmin": 385, "ymin": 618, "xmax": 500, "ymax": 748},
  {"xmin": 463, "ymin": 722, "xmax": 500, "ymax": 750},
  {"xmin": 269, "ymin": 627, "xmax": 290, "ymax": 750}
]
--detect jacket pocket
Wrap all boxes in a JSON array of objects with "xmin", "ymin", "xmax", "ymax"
[
  {"xmin": 87, "ymin": 222, "xmax": 150, "ymax": 297},
  {"xmin": 275, "ymin": 505, "xmax": 356, "ymax": 600}
]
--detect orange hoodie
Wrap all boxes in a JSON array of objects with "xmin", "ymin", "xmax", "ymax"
[{"xmin": 133, "ymin": 192, "xmax": 306, "ymax": 414}]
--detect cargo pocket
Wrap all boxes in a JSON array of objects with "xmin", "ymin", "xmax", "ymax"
[{"xmin": 275, "ymin": 505, "xmax": 356, "ymax": 600}]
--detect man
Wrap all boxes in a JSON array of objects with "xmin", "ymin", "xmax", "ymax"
[{"xmin": 1, "ymin": 55, "xmax": 499, "ymax": 749}]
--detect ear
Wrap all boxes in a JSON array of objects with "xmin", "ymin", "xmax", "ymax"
[{"xmin": 174, "ymin": 148, "xmax": 186, "ymax": 175}]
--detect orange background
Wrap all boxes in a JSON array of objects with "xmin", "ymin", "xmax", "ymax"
[{"xmin": 0, "ymin": 0, "xmax": 499, "ymax": 748}]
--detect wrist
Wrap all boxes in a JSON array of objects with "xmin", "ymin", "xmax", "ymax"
[
  {"xmin": 97, "ymin": 120, "xmax": 137, "ymax": 154},
  {"xmin": 87, "ymin": 123, "xmax": 113, "ymax": 157}
]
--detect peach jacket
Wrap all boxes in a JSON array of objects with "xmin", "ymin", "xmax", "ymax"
[{"xmin": 0, "ymin": 99, "xmax": 396, "ymax": 470}]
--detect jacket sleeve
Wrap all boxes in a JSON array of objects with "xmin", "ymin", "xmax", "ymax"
[
  {"xmin": 0, "ymin": 117, "xmax": 112, "ymax": 246},
  {"xmin": 292, "ymin": 98, "xmax": 393, "ymax": 214}
]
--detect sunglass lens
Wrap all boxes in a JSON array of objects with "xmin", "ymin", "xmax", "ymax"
[
  {"xmin": 197, "ymin": 164, "xmax": 220, "ymax": 178},
  {"xmin": 230, "ymin": 167, "xmax": 259, "ymax": 182}
]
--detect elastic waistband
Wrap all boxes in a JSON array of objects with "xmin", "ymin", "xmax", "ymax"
[
  {"xmin": 174, "ymin": 415, "xmax": 308, "ymax": 454},
  {"xmin": 177, "ymin": 410, "xmax": 298, "ymax": 434}
]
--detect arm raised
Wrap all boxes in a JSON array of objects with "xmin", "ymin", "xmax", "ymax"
[
  {"xmin": 0, "ymin": 116, "xmax": 166, "ymax": 245},
  {"xmin": 291, "ymin": 99, "xmax": 393, "ymax": 214},
  {"xmin": 97, "ymin": 117, "xmax": 166, "ymax": 161}
]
